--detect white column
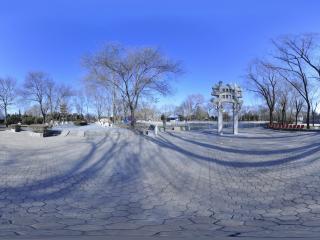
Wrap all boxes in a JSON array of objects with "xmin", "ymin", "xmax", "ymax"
[
  {"xmin": 218, "ymin": 103, "xmax": 223, "ymax": 135},
  {"xmin": 233, "ymin": 103, "xmax": 239, "ymax": 135},
  {"xmin": 154, "ymin": 125, "xmax": 158, "ymax": 135}
]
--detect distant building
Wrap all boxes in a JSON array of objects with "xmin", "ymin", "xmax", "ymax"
[{"xmin": 167, "ymin": 115, "xmax": 179, "ymax": 122}]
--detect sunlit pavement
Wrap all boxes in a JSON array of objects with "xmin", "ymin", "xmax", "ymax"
[{"xmin": 1, "ymin": 127, "xmax": 320, "ymax": 239}]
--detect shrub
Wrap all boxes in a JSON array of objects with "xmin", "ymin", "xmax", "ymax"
[
  {"xmin": 178, "ymin": 115, "xmax": 185, "ymax": 121},
  {"xmin": 10, "ymin": 124, "xmax": 21, "ymax": 132},
  {"xmin": 148, "ymin": 124, "xmax": 155, "ymax": 130},
  {"xmin": 6, "ymin": 114, "xmax": 22, "ymax": 125},
  {"xmin": 21, "ymin": 116, "xmax": 43, "ymax": 125},
  {"xmin": 22, "ymin": 116, "xmax": 36, "ymax": 125},
  {"xmin": 29, "ymin": 125, "xmax": 49, "ymax": 133},
  {"xmin": 36, "ymin": 117, "xmax": 43, "ymax": 124},
  {"xmin": 74, "ymin": 120, "xmax": 88, "ymax": 126}
]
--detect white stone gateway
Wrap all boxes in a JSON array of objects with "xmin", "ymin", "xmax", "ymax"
[{"xmin": 211, "ymin": 81, "xmax": 243, "ymax": 135}]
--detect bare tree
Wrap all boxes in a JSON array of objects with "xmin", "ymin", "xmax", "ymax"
[
  {"xmin": 246, "ymin": 60, "xmax": 278, "ymax": 124},
  {"xmin": 272, "ymin": 36, "xmax": 316, "ymax": 129},
  {"xmin": 21, "ymin": 72, "xmax": 50, "ymax": 123},
  {"xmin": 109, "ymin": 88, "xmax": 126, "ymax": 122},
  {"xmin": 86, "ymin": 85, "xmax": 111, "ymax": 120},
  {"xmin": 280, "ymin": 34, "xmax": 320, "ymax": 82},
  {"xmin": 25, "ymin": 104, "xmax": 42, "ymax": 117},
  {"xmin": 179, "ymin": 94, "xmax": 205, "ymax": 121},
  {"xmin": 194, "ymin": 105, "xmax": 208, "ymax": 120},
  {"xmin": 73, "ymin": 91, "xmax": 86, "ymax": 117},
  {"xmin": 83, "ymin": 44, "xmax": 181, "ymax": 127},
  {"xmin": 180, "ymin": 100, "xmax": 192, "ymax": 121},
  {"xmin": 204, "ymin": 100, "xmax": 214, "ymax": 118},
  {"xmin": 136, "ymin": 101, "xmax": 158, "ymax": 121},
  {"xmin": 82, "ymin": 92, "xmax": 91, "ymax": 120},
  {"xmin": 294, "ymin": 98, "xmax": 304, "ymax": 125},
  {"xmin": 45, "ymin": 81, "xmax": 73, "ymax": 121},
  {"xmin": 45, "ymin": 79, "xmax": 56, "ymax": 121},
  {"xmin": 311, "ymin": 100, "xmax": 319, "ymax": 127},
  {"xmin": 292, "ymin": 91, "xmax": 304, "ymax": 125},
  {"xmin": 310, "ymin": 91, "xmax": 319, "ymax": 126},
  {"xmin": 0, "ymin": 77, "xmax": 16, "ymax": 126},
  {"xmin": 56, "ymin": 84, "xmax": 74, "ymax": 112},
  {"xmin": 161, "ymin": 104, "xmax": 177, "ymax": 117},
  {"xmin": 240, "ymin": 105, "xmax": 263, "ymax": 121},
  {"xmin": 278, "ymin": 90, "xmax": 288, "ymax": 124}
]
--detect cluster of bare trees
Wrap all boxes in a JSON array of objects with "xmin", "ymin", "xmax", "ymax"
[
  {"xmin": 82, "ymin": 43, "xmax": 181, "ymax": 127},
  {"xmin": 247, "ymin": 34, "xmax": 320, "ymax": 129},
  {"xmin": 157, "ymin": 94, "xmax": 213, "ymax": 121},
  {"xmin": 134, "ymin": 101, "xmax": 159, "ymax": 121},
  {"xmin": 0, "ymin": 77, "xmax": 16, "ymax": 126},
  {"xmin": 0, "ymin": 43, "xmax": 181, "ymax": 127},
  {"xmin": 0, "ymin": 72, "xmax": 75, "ymax": 125},
  {"xmin": 20, "ymin": 72, "xmax": 74, "ymax": 123},
  {"xmin": 175, "ymin": 94, "xmax": 212, "ymax": 120}
]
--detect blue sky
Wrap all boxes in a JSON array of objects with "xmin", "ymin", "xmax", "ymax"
[{"xmin": 1, "ymin": 0, "xmax": 320, "ymax": 108}]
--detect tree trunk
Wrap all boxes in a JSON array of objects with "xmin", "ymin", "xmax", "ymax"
[
  {"xmin": 112, "ymin": 86, "xmax": 116, "ymax": 124},
  {"xmin": 269, "ymin": 108, "xmax": 273, "ymax": 124},
  {"xmin": 312, "ymin": 111, "xmax": 315, "ymax": 127},
  {"xmin": 42, "ymin": 113, "xmax": 46, "ymax": 124},
  {"xmin": 129, "ymin": 105, "xmax": 135, "ymax": 128},
  {"xmin": 123, "ymin": 102, "xmax": 128, "ymax": 121},
  {"xmin": 4, "ymin": 105, "xmax": 8, "ymax": 127},
  {"xmin": 295, "ymin": 112, "xmax": 298, "ymax": 125},
  {"xmin": 306, "ymin": 103, "xmax": 310, "ymax": 129},
  {"xmin": 282, "ymin": 109, "xmax": 286, "ymax": 124}
]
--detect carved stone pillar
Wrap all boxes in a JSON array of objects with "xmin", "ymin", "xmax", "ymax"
[
  {"xmin": 233, "ymin": 103, "xmax": 239, "ymax": 135},
  {"xmin": 217, "ymin": 102, "xmax": 223, "ymax": 135}
]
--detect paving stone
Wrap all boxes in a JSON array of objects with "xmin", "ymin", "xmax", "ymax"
[
  {"xmin": 66, "ymin": 224, "xmax": 106, "ymax": 231},
  {"xmin": 1, "ymin": 127, "xmax": 320, "ymax": 238}
]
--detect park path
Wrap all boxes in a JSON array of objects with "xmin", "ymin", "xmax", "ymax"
[{"xmin": 0, "ymin": 127, "xmax": 320, "ymax": 239}]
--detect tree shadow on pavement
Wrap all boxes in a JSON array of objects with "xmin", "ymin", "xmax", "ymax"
[
  {"xmin": 142, "ymin": 132, "xmax": 320, "ymax": 169},
  {"xmin": 166, "ymin": 131, "xmax": 319, "ymax": 155},
  {"xmin": 0, "ymin": 133, "xmax": 127, "ymax": 203}
]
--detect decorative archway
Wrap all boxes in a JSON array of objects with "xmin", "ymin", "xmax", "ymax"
[{"xmin": 211, "ymin": 81, "xmax": 243, "ymax": 135}]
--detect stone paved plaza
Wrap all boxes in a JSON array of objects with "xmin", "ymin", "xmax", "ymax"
[{"xmin": 1, "ymin": 126, "xmax": 320, "ymax": 239}]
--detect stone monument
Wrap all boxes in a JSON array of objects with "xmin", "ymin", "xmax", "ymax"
[{"xmin": 211, "ymin": 81, "xmax": 243, "ymax": 135}]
